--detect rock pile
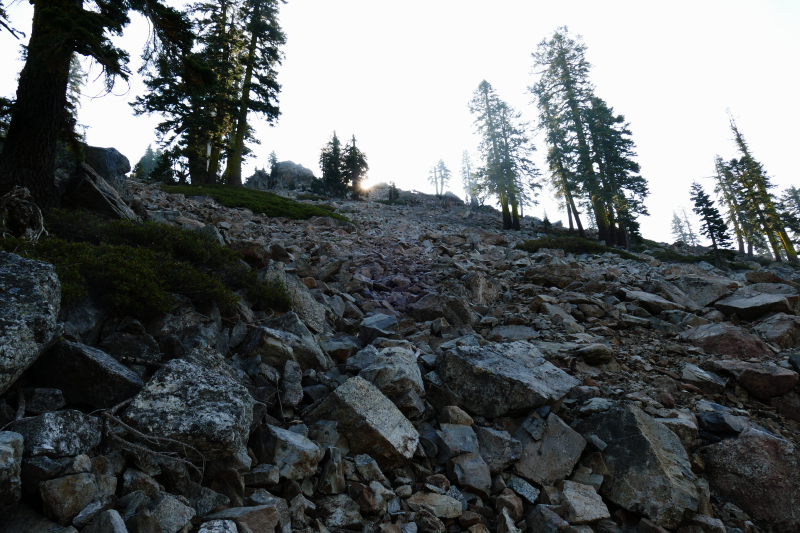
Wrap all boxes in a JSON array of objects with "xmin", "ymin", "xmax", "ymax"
[{"xmin": 2, "ymin": 178, "xmax": 800, "ymax": 533}]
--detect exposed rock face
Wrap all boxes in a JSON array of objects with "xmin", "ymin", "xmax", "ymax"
[
  {"xmin": 360, "ymin": 346, "xmax": 424, "ymax": 400},
  {"xmin": 123, "ymin": 359, "xmax": 254, "ymax": 460},
  {"xmin": 678, "ymin": 322, "xmax": 774, "ymax": 359},
  {"xmin": 0, "ymin": 252, "xmax": 62, "ymax": 395},
  {"xmin": 514, "ymin": 413, "xmax": 585, "ymax": 486},
  {"xmin": 61, "ymin": 163, "xmax": 138, "ymax": 220},
  {"xmin": 435, "ymin": 342, "xmax": 579, "ymax": 418},
  {"xmin": 754, "ymin": 313, "xmax": 800, "ymax": 348},
  {"xmin": 305, "ymin": 377, "xmax": 419, "ymax": 469},
  {"xmin": 575, "ymin": 404, "xmax": 699, "ymax": 529},
  {"xmin": 715, "ymin": 284, "xmax": 799, "ymax": 320},
  {"xmin": 0, "ymin": 432, "xmax": 23, "ymax": 509},
  {"xmin": 83, "ymin": 145, "xmax": 132, "ymax": 201},
  {"xmin": 672, "ymin": 275, "xmax": 737, "ymax": 307},
  {"xmin": 706, "ymin": 429, "xmax": 800, "ymax": 533},
  {"xmin": 12, "ymin": 410, "xmax": 102, "ymax": 458},
  {"xmin": 39, "ymin": 473, "xmax": 116, "ymax": 525}
]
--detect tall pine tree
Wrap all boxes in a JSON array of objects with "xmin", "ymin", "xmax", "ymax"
[{"xmin": 690, "ymin": 181, "xmax": 731, "ymax": 269}]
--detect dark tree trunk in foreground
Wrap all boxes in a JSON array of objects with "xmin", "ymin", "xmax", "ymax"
[{"xmin": 0, "ymin": 0, "xmax": 74, "ymax": 208}]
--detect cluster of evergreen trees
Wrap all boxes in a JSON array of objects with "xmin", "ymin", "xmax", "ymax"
[
  {"xmin": 319, "ymin": 132, "xmax": 369, "ymax": 199},
  {"xmin": 428, "ymin": 160, "xmax": 452, "ymax": 197},
  {"xmin": 711, "ymin": 115, "xmax": 798, "ymax": 263}
]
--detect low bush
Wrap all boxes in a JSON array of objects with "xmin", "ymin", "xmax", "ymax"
[
  {"xmin": 0, "ymin": 210, "xmax": 292, "ymax": 319},
  {"xmin": 162, "ymin": 183, "xmax": 350, "ymax": 222},
  {"xmin": 515, "ymin": 235, "xmax": 641, "ymax": 261}
]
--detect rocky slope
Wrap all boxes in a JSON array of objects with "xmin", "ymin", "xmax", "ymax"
[{"xmin": 2, "ymin": 179, "xmax": 800, "ymax": 533}]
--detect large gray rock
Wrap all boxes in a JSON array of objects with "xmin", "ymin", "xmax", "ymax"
[
  {"xmin": 435, "ymin": 342, "xmax": 579, "ymax": 418},
  {"xmin": 83, "ymin": 145, "xmax": 131, "ymax": 200},
  {"xmin": 359, "ymin": 313, "xmax": 398, "ymax": 344},
  {"xmin": 678, "ymin": 322, "xmax": 774, "ymax": 359},
  {"xmin": 254, "ymin": 425, "xmax": 323, "ymax": 480},
  {"xmin": 575, "ymin": 404, "xmax": 698, "ymax": 529},
  {"xmin": 703, "ymin": 360, "xmax": 799, "ymax": 400},
  {"xmin": 558, "ymin": 480, "xmax": 610, "ymax": 525},
  {"xmin": 617, "ymin": 288, "xmax": 685, "ymax": 314},
  {"xmin": 0, "ymin": 252, "xmax": 61, "ymax": 395},
  {"xmin": 360, "ymin": 346, "xmax": 424, "ymax": 400},
  {"xmin": 12, "ymin": 410, "xmax": 101, "ymax": 458},
  {"xmin": 715, "ymin": 284, "xmax": 799, "ymax": 320},
  {"xmin": 285, "ymin": 275, "xmax": 331, "ymax": 335},
  {"xmin": 436, "ymin": 423, "xmax": 479, "ymax": 464},
  {"xmin": 672, "ymin": 275, "xmax": 737, "ymax": 307},
  {"xmin": 207, "ymin": 497, "xmax": 289, "ymax": 533},
  {"xmin": 82, "ymin": 509, "xmax": 127, "ymax": 533},
  {"xmin": 29, "ymin": 340, "xmax": 143, "ymax": 409},
  {"xmin": 754, "ymin": 313, "xmax": 800, "ymax": 348},
  {"xmin": 474, "ymin": 426, "xmax": 522, "ymax": 474},
  {"xmin": 305, "ymin": 377, "xmax": 418, "ymax": 469},
  {"xmin": 514, "ymin": 413, "xmax": 585, "ymax": 486},
  {"xmin": 316, "ymin": 494, "xmax": 363, "ymax": 528},
  {"xmin": 0, "ymin": 431, "xmax": 23, "ymax": 509},
  {"xmin": 61, "ymin": 163, "xmax": 138, "ymax": 220},
  {"xmin": 407, "ymin": 293, "xmax": 477, "ymax": 327},
  {"xmin": 58, "ymin": 295, "xmax": 107, "ymax": 346},
  {"xmin": 239, "ymin": 326, "xmax": 331, "ymax": 372},
  {"xmin": 123, "ymin": 359, "xmax": 254, "ymax": 460},
  {"xmin": 447, "ymin": 452, "xmax": 491, "ymax": 498},
  {"xmin": 0, "ymin": 502, "xmax": 75, "ymax": 533},
  {"xmin": 147, "ymin": 493, "xmax": 196, "ymax": 533},
  {"xmin": 706, "ymin": 428, "xmax": 800, "ymax": 533}
]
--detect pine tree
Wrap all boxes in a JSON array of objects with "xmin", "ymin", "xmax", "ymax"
[
  {"xmin": 0, "ymin": 0, "xmax": 194, "ymax": 207},
  {"xmin": 435, "ymin": 160, "xmax": 452, "ymax": 197},
  {"xmin": 267, "ymin": 150, "xmax": 279, "ymax": 189},
  {"xmin": 461, "ymin": 151, "xmax": 477, "ymax": 206},
  {"xmin": 690, "ymin": 181, "xmax": 731, "ymax": 269},
  {"xmin": 671, "ymin": 212, "xmax": 689, "ymax": 244},
  {"xmin": 680, "ymin": 207, "xmax": 699, "ymax": 247},
  {"xmin": 712, "ymin": 155, "xmax": 746, "ymax": 253},
  {"xmin": 778, "ymin": 186, "xmax": 800, "ymax": 240},
  {"xmin": 133, "ymin": 145, "xmax": 164, "ymax": 180},
  {"xmin": 320, "ymin": 132, "xmax": 345, "ymax": 196},
  {"xmin": 342, "ymin": 135, "xmax": 368, "ymax": 199}
]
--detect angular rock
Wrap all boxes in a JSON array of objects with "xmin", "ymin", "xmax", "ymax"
[
  {"xmin": 360, "ymin": 346, "xmax": 424, "ymax": 400},
  {"xmin": 574, "ymin": 344, "xmax": 614, "ymax": 366},
  {"xmin": 704, "ymin": 360, "xmax": 799, "ymax": 400},
  {"xmin": 706, "ymin": 428, "xmax": 800, "ymax": 533},
  {"xmin": 715, "ymin": 284, "xmax": 799, "ymax": 320},
  {"xmin": 514, "ymin": 413, "xmax": 585, "ymax": 486},
  {"xmin": 22, "ymin": 388, "xmax": 65, "ymax": 415},
  {"xmin": 62, "ymin": 163, "xmax": 138, "ymax": 220},
  {"xmin": 0, "ymin": 431, "xmax": 23, "ymax": 509},
  {"xmin": 82, "ymin": 509, "xmax": 126, "ymax": 533},
  {"xmin": 147, "ymin": 493, "xmax": 196, "ymax": 533},
  {"xmin": 474, "ymin": 426, "xmax": 522, "ymax": 474},
  {"xmin": 407, "ymin": 293, "xmax": 477, "ymax": 327},
  {"xmin": 58, "ymin": 295, "xmax": 107, "ymax": 346},
  {"xmin": 255, "ymin": 425, "xmax": 322, "ymax": 480},
  {"xmin": 497, "ymin": 508, "xmax": 520, "ymax": 533},
  {"xmin": 239, "ymin": 326, "xmax": 331, "ymax": 372},
  {"xmin": 678, "ymin": 322, "xmax": 773, "ymax": 359},
  {"xmin": 681, "ymin": 363, "xmax": 727, "ymax": 394},
  {"xmin": 436, "ymin": 423, "xmax": 478, "ymax": 464},
  {"xmin": 29, "ymin": 340, "xmax": 143, "ymax": 409},
  {"xmin": 198, "ymin": 520, "xmax": 239, "ymax": 533},
  {"xmin": 279, "ymin": 360, "xmax": 304, "ymax": 407},
  {"xmin": 316, "ymin": 494, "xmax": 363, "ymax": 528},
  {"xmin": 318, "ymin": 447, "xmax": 346, "ymax": 494},
  {"xmin": 486, "ymin": 325, "xmax": 539, "ymax": 342},
  {"xmin": 407, "ymin": 492, "xmax": 462, "ymax": 518},
  {"xmin": 574, "ymin": 404, "xmax": 698, "ymax": 529},
  {"xmin": 12, "ymin": 410, "xmax": 101, "ymax": 458},
  {"xmin": 617, "ymin": 288, "xmax": 685, "ymax": 314},
  {"xmin": 123, "ymin": 359, "xmax": 254, "ymax": 460},
  {"xmin": 0, "ymin": 252, "xmax": 62, "ymax": 395},
  {"xmin": 359, "ymin": 313, "xmax": 399, "ymax": 344},
  {"xmin": 447, "ymin": 453, "xmax": 491, "ymax": 499},
  {"xmin": 285, "ymin": 274, "xmax": 332, "ymax": 335},
  {"xmin": 754, "ymin": 313, "xmax": 800, "ymax": 349},
  {"xmin": 672, "ymin": 275, "xmax": 737, "ymax": 308},
  {"xmin": 207, "ymin": 500, "xmax": 289, "ymax": 533},
  {"xmin": 243, "ymin": 463, "xmax": 280, "ymax": 487},
  {"xmin": 305, "ymin": 377, "xmax": 419, "ymax": 469},
  {"xmin": 39, "ymin": 473, "xmax": 116, "ymax": 525},
  {"xmin": 558, "ymin": 481, "xmax": 610, "ymax": 524},
  {"xmin": 435, "ymin": 342, "xmax": 579, "ymax": 418},
  {"xmin": 353, "ymin": 454, "xmax": 387, "ymax": 483},
  {"xmin": 507, "ymin": 475, "xmax": 540, "ymax": 504}
]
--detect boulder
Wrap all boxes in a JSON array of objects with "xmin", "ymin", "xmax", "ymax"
[
  {"xmin": 82, "ymin": 510, "xmax": 127, "ymax": 533},
  {"xmin": 305, "ymin": 377, "xmax": 419, "ymax": 469},
  {"xmin": 574, "ymin": 404, "xmax": 698, "ymax": 529},
  {"xmin": 715, "ymin": 284, "xmax": 799, "ymax": 320},
  {"xmin": 279, "ymin": 360, "xmax": 304, "ymax": 407},
  {"xmin": 406, "ymin": 492, "xmax": 462, "ymax": 518},
  {"xmin": 316, "ymin": 494, "xmax": 363, "ymax": 528},
  {"xmin": 39, "ymin": 473, "xmax": 116, "ymax": 525},
  {"xmin": 672, "ymin": 276, "xmax": 737, "ymax": 308},
  {"xmin": 207, "ymin": 499, "xmax": 289, "ymax": 533},
  {"xmin": 435, "ymin": 342, "xmax": 579, "ymax": 418},
  {"xmin": 254, "ymin": 425, "xmax": 323, "ymax": 480},
  {"xmin": 678, "ymin": 322, "xmax": 774, "ymax": 359},
  {"xmin": 703, "ymin": 360, "xmax": 799, "ymax": 400},
  {"xmin": 462, "ymin": 272, "xmax": 500, "ymax": 305},
  {"xmin": 29, "ymin": 340, "xmax": 143, "ymax": 409},
  {"xmin": 617, "ymin": 288, "xmax": 685, "ymax": 314},
  {"xmin": 754, "ymin": 313, "xmax": 800, "ymax": 348},
  {"xmin": 0, "ymin": 252, "xmax": 62, "ymax": 395},
  {"xmin": 407, "ymin": 293, "xmax": 477, "ymax": 327},
  {"xmin": 61, "ymin": 163, "xmax": 138, "ymax": 220},
  {"xmin": 680, "ymin": 363, "xmax": 727, "ymax": 394},
  {"xmin": 474, "ymin": 426, "xmax": 522, "ymax": 474},
  {"xmin": 12, "ymin": 410, "xmax": 101, "ymax": 458},
  {"xmin": 239, "ymin": 326, "xmax": 331, "ymax": 372},
  {"xmin": 58, "ymin": 295, "xmax": 107, "ymax": 346},
  {"xmin": 706, "ymin": 428, "xmax": 800, "ymax": 533},
  {"xmin": 83, "ymin": 145, "xmax": 131, "ymax": 193},
  {"xmin": 436, "ymin": 423, "xmax": 479, "ymax": 464},
  {"xmin": 486, "ymin": 325, "xmax": 539, "ymax": 342},
  {"xmin": 147, "ymin": 493, "xmax": 196, "ymax": 533},
  {"xmin": 360, "ymin": 347, "xmax": 424, "ymax": 400},
  {"xmin": 123, "ymin": 359, "xmax": 254, "ymax": 460},
  {"xmin": 284, "ymin": 275, "xmax": 331, "ymax": 335},
  {"xmin": 0, "ymin": 502, "xmax": 74, "ymax": 533},
  {"xmin": 359, "ymin": 314, "xmax": 399, "ymax": 344},
  {"xmin": 558, "ymin": 480, "xmax": 610, "ymax": 524},
  {"xmin": 0, "ymin": 432, "xmax": 23, "ymax": 509},
  {"xmin": 446, "ymin": 453, "xmax": 491, "ymax": 498},
  {"xmin": 514, "ymin": 413, "xmax": 586, "ymax": 486}
]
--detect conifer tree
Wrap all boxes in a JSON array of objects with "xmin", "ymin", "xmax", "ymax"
[
  {"xmin": 267, "ymin": 150, "xmax": 278, "ymax": 189},
  {"xmin": 671, "ymin": 212, "xmax": 689, "ymax": 244},
  {"xmin": 680, "ymin": 207, "xmax": 699, "ymax": 247},
  {"xmin": 320, "ymin": 131, "xmax": 344, "ymax": 196},
  {"xmin": 461, "ymin": 151, "xmax": 477, "ymax": 206},
  {"xmin": 342, "ymin": 135, "xmax": 368, "ymax": 199},
  {"xmin": 778, "ymin": 186, "xmax": 800, "ymax": 240},
  {"xmin": 690, "ymin": 181, "xmax": 731, "ymax": 269}
]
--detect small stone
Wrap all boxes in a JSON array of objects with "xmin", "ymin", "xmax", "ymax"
[{"xmin": 558, "ymin": 480, "xmax": 610, "ymax": 524}]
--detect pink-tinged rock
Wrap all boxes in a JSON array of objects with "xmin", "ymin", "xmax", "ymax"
[
  {"xmin": 706, "ymin": 429, "xmax": 800, "ymax": 533},
  {"xmin": 678, "ymin": 323, "xmax": 774, "ymax": 359},
  {"xmin": 704, "ymin": 360, "xmax": 799, "ymax": 400}
]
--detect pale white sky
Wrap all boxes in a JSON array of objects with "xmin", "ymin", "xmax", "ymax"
[{"xmin": 1, "ymin": 0, "xmax": 798, "ymax": 243}]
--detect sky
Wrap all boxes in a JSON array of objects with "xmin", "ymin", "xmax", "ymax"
[{"xmin": 1, "ymin": 0, "xmax": 799, "ymax": 243}]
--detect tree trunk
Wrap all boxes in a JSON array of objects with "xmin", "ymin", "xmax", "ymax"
[
  {"xmin": 777, "ymin": 228, "xmax": 799, "ymax": 264},
  {"xmin": 564, "ymin": 186, "xmax": 585, "ymax": 238},
  {"xmin": 0, "ymin": 0, "xmax": 76, "ymax": 208},
  {"xmin": 567, "ymin": 204, "xmax": 573, "ymax": 231},
  {"xmin": 511, "ymin": 201, "xmax": 520, "ymax": 231},
  {"xmin": 226, "ymin": 22, "xmax": 259, "ymax": 187}
]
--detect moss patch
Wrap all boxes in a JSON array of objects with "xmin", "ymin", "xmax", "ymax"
[
  {"xmin": 515, "ymin": 235, "xmax": 641, "ymax": 261},
  {"xmin": 163, "ymin": 183, "xmax": 349, "ymax": 222},
  {"xmin": 1, "ymin": 210, "xmax": 291, "ymax": 319}
]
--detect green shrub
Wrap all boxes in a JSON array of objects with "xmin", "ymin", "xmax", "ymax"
[
  {"xmin": 649, "ymin": 248, "xmax": 736, "ymax": 264},
  {"xmin": 296, "ymin": 193, "xmax": 329, "ymax": 202},
  {"xmin": 162, "ymin": 183, "xmax": 349, "ymax": 222},
  {"xmin": 1, "ymin": 210, "xmax": 292, "ymax": 319},
  {"xmin": 515, "ymin": 235, "xmax": 641, "ymax": 261}
]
